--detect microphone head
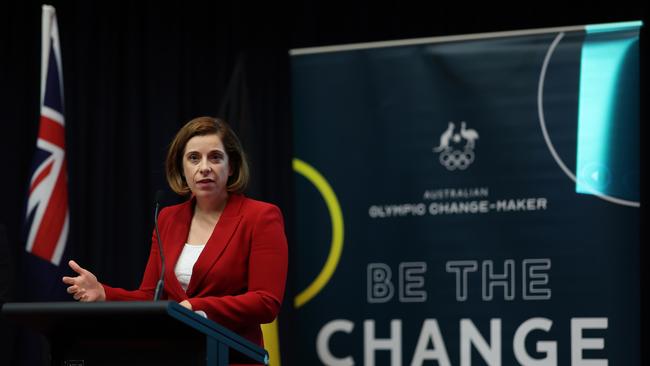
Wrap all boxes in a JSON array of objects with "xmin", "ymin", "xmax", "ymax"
[{"xmin": 155, "ymin": 189, "xmax": 165, "ymax": 204}]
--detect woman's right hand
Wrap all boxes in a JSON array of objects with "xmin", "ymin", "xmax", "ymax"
[{"xmin": 62, "ymin": 260, "xmax": 106, "ymax": 302}]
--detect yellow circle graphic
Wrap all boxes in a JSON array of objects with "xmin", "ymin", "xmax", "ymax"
[{"xmin": 292, "ymin": 158, "xmax": 344, "ymax": 308}]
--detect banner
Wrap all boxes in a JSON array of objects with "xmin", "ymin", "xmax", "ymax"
[{"xmin": 290, "ymin": 22, "xmax": 641, "ymax": 365}]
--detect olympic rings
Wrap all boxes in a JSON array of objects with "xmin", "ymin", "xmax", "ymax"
[{"xmin": 439, "ymin": 148, "xmax": 475, "ymax": 170}]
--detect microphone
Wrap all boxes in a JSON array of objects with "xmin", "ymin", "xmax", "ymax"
[{"xmin": 153, "ymin": 190, "xmax": 166, "ymax": 301}]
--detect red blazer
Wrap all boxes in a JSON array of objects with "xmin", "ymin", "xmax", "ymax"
[{"xmin": 102, "ymin": 194, "xmax": 288, "ymax": 346}]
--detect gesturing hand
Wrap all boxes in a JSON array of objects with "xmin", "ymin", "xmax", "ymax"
[{"xmin": 62, "ymin": 260, "xmax": 106, "ymax": 302}]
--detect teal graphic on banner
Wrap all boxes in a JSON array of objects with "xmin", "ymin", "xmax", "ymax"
[
  {"xmin": 575, "ymin": 22, "xmax": 640, "ymax": 203},
  {"xmin": 290, "ymin": 22, "xmax": 641, "ymax": 366}
]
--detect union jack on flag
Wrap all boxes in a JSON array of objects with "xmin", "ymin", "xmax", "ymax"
[{"xmin": 25, "ymin": 5, "xmax": 69, "ymax": 266}]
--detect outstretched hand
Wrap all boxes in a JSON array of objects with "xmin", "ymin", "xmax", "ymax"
[{"xmin": 62, "ymin": 260, "xmax": 106, "ymax": 302}]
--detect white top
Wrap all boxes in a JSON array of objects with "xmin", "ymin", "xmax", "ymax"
[{"xmin": 174, "ymin": 243, "xmax": 206, "ymax": 292}]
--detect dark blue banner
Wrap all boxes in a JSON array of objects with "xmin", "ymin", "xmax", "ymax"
[{"xmin": 289, "ymin": 22, "xmax": 641, "ymax": 366}]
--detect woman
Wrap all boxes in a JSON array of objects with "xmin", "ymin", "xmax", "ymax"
[{"xmin": 62, "ymin": 116, "xmax": 288, "ymax": 347}]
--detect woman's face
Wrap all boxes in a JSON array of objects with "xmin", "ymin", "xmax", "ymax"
[{"xmin": 182, "ymin": 134, "xmax": 231, "ymax": 200}]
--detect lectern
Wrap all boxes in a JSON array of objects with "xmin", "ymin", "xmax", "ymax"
[{"xmin": 2, "ymin": 301, "xmax": 269, "ymax": 366}]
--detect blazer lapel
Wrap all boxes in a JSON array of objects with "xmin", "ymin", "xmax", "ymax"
[
  {"xmin": 164, "ymin": 199, "xmax": 193, "ymax": 299},
  {"xmin": 186, "ymin": 194, "xmax": 244, "ymax": 296}
]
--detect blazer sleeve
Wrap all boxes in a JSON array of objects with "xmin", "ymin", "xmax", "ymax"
[
  {"xmin": 187, "ymin": 204, "xmax": 288, "ymax": 331},
  {"xmin": 101, "ymin": 210, "xmax": 167, "ymax": 301}
]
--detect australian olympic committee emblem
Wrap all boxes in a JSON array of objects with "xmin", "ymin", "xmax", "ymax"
[{"xmin": 433, "ymin": 121, "xmax": 479, "ymax": 171}]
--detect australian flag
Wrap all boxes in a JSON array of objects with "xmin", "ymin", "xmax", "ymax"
[
  {"xmin": 13, "ymin": 6, "xmax": 70, "ymax": 365},
  {"xmin": 24, "ymin": 5, "xmax": 69, "ymax": 269}
]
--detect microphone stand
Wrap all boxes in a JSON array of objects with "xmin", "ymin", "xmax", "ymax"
[{"xmin": 153, "ymin": 193, "xmax": 165, "ymax": 301}]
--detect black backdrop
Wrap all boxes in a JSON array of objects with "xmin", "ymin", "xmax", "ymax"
[{"xmin": 1, "ymin": 1, "xmax": 647, "ymax": 365}]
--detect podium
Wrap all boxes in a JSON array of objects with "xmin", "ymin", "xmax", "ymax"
[{"xmin": 1, "ymin": 301, "xmax": 269, "ymax": 365}]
